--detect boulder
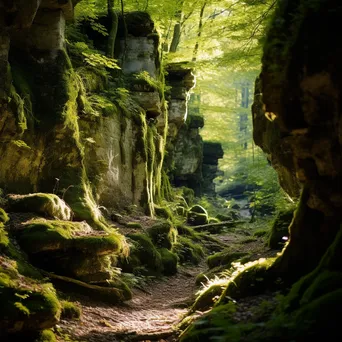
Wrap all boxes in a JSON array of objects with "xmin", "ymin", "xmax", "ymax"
[{"xmin": 7, "ymin": 193, "xmax": 72, "ymax": 221}]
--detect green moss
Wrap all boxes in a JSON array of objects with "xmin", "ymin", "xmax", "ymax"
[
  {"xmin": 189, "ymin": 205, "xmax": 207, "ymax": 215},
  {"xmin": 34, "ymin": 330, "xmax": 57, "ymax": 342},
  {"xmin": 268, "ymin": 209, "xmax": 293, "ymax": 249},
  {"xmin": 125, "ymin": 233, "xmax": 163, "ymax": 274},
  {"xmin": 240, "ymin": 237, "xmax": 258, "ymax": 244},
  {"xmin": 300, "ymin": 271, "xmax": 342, "ymax": 306},
  {"xmin": 192, "ymin": 283, "xmax": 225, "ymax": 312},
  {"xmin": 147, "ymin": 221, "xmax": 177, "ymax": 249},
  {"xmin": 17, "ymin": 219, "xmax": 122, "ymax": 255},
  {"xmin": 181, "ymin": 187, "xmax": 195, "ymax": 206},
  {"xmin": 125, "ymin": 222, "xmax": 143, "ymax": 229},
  {"xmin": 172, "ymin": 236, "xmax": 204, "ymax": 265},
  {"xmin": 60, "ymin": 300, "xmax": 82, "ymax": 320},
  {"xmin": 253, "ymin": 228, "xmax": 269, "ymax": 237},
  {"xmin": 154, "ymin": 205, "xmax": 173, "ymax": 220},
  {"xmin": 196, "ymin": 265, "xmax": 229, "ymax": 285},
  {"xmin": 0, "ymin": 208, "xmax": 9, "ymax": 223},
  {"xmin": 0, "ymin": 224, "xmax": 10, "ymax": 252},
  {"xmin": 0, "ymin": 259, "xmax": 61, "ymax": 334},
  {"xmin": 180, "ymin": 302, "xmax": 237, "ymax": 342},
  {"xmin": 159, "ymin": 248, "xmax": 178, "ymax": 275},
  {"xmin": 208, "ymin": 217, "xmax": 220, "ymax": 224},
  {"xmin": 177, "ymin": 225, "xmax": 198, "ymax": 239},
  {"xmin": 187, "ymin": 212, "xmax": 209, "ymax": 226},
  {"xmin": 218, "ymin": 258, "xmax": 278, "ymax": 302},
  {"xmin": 76, "ymin": 66, "xmax": 107, "ymax": 93},
  {"xmin": 7, "ymin": 193, "xmax": 71, "ymax": 221},
  {"xmin": 207, "ymin": 250, "xmax": 249, "ymax": 269}
]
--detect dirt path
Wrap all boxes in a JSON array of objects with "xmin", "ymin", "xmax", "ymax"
[
  {"xmin": 56, "ymin": 223, "xmax": 276, "ymax": 342},
  {"xmin": 56, "ymin": 263, "xmax": 206, "ymax": 342}
]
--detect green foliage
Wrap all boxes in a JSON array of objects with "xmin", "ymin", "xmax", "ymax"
[
  {"xmin": 82, "ymin": 52, "xmax": 121, "ymax": 69},
  {"xmin": 0, "ymin": 208, "xmax": 9, "ymax": 224}
]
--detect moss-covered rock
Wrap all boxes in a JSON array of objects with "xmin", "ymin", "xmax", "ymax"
[
  {"xmin": 147, "ymin": 221, "xmax": 177, "ymax": 249},
  {"xmin": 7, "ymin": 193, "xmax": 72, "ymax": 221},
  {"xmin": 0, "ymin": 256, "xmax": 61, "ymax": 337},
  {"xmin": 154, "ymin": 205, "xmax": 173, "ymax": 220},
  {"xmin": 60, "ymin": 301, "xmax": 82, "ymax": 320},
  {"xmin": 268, "ymin": 208, "xmax": 294, "ymax": 249},
  {"xmin": 122, "ymin": 233, "xmax": 163, "ymax": 274},
  {"xmin": 172, "ymin": 236, "xmax": 204, "ymax": 265},
  {"xmin": 125, "ymin": 222, "xmax": 143, "ymax": 229},
  {"xmin": 191, "ymin": 283, "xmax": 225, "ymax": 312},
  {"xmin": 159, "ymin": 247, "xmax": 178, "ymax": 275},
  {"xmin": 207, "ymin": 250, "xmax": 249, "ymax": 269},
  {"xmin": 34, "ymin": 329, "xmax": 57, "ymax": 342},
  {"xmin": 218, "ymin": 258, "xmax": 278, "ymax": 302},
  {"xmin": 17, "ymin": 219, "xmax": 122, "ymax": 255}
]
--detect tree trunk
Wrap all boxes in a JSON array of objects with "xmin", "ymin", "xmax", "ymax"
[
  {"xmin": 106, "ymin": 0, "xmax": 118, "ymax": 58},
  {"xmin": 169, "ymin": 22, "xmax": 181, "ymax": 52},
  {"xmin": 192, "ymin": 1, "xmax": 207, "ymax": 62}
]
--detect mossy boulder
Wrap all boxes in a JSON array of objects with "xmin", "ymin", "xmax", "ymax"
[
  {"xmin": 7, "ymin": 193, "xmax": 72, "ymax": 221},
  {"xmin": 34, "ymin": 329, "xmax": 57, "ymax": 342},
  {"xmin": 172, "ymin": 236, "xmax": 204, "ymax": 265},
  {"xmin": 0, "ymin": 256, "xmax": 61, "ymax": 337},
  {"xmin": 154, "ymin": 205, "xmax": 173, "ymax": 220},
  {"xmin": 60, "ymin": 301, "xmax": 82, "ymax": 320},
  {"xmin": 147, "ymin": 221, "xmax": 177, "ymax": 249},
  {"xmin": 14, "ymin": 219, "xmax": 125, "ymax": 282},
  {"xmin": 207, "ymin": 250, "xmax": 249, "ymax": 269},
  {"xmin": 17, "ymin": 220, "xmax": 122, "ymax": 255},
  {"xmin": 268, "ymin": 208, "xmax": 294, "ymax": 249},
  {"xmin": 187, "ymin": 205, "xmax": 209, "ymax": 226},
  {"xmin": 0, "ymin": 208, "xmax": 9, "ymax": 223},
  {"xmin": 123, "ymin": 233, "xmax": 163, "ymax": 274},
  {"xmin": 218, "ymin": 258, "xmax": 277, "ymax": 301},
  {"xmin": 159, "ymin": 248, "xmax": 178, "ymax": 275},
  {"xmin": 191, "ymin": 283, "xmax": 225, "ymax": 312}
]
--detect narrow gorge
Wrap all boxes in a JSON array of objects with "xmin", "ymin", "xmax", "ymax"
[{"xmin": 0, "ymin": 1, "xmax": 341, "ymax": 341}]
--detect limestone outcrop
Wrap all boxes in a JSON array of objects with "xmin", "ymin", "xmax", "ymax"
[{"xmin": 253, "ymin": 0, "xmax": 342, "ymax": 277}]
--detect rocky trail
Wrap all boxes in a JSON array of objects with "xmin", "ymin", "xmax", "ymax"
[{"xmin": 55, "ymin": 220, "xmax": 278, "ymax": 342}]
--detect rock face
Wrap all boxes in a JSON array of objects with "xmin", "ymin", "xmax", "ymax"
[
  {"xmin": 253, "ymin": 0, "xmax": 342, "ymax": 277},
  {"xmin": 202, "ymin": 142, "xmax": 224, "ymax": 195},
  {"xmin": 0, "ymin": 4, "xmax": 166, "ymax": 221},
  {"xmin": 164, "ymin": 66, "xmax": 223, "ymax": 196}
]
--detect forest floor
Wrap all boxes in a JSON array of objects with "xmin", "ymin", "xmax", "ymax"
[{"xmin": 55, "ymin": 218, "xmax": 279, "ymax": 342}]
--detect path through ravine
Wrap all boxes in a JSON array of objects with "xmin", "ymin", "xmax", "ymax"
[
  {"xmin": 56, "ymin": 224, "xmax": 277, "ymax": 342},
  {"xmin": 56, "ymin": 262, "xmax": 205, "ymax": 342}
]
